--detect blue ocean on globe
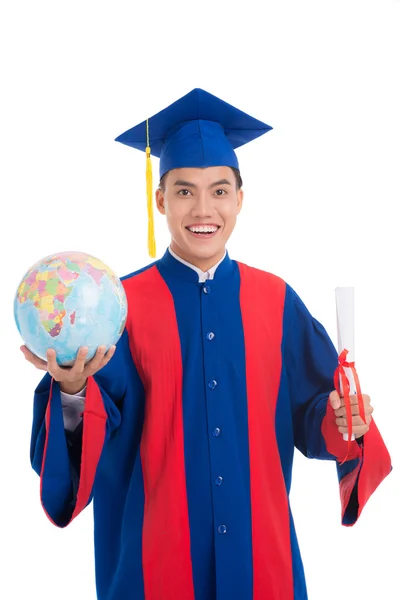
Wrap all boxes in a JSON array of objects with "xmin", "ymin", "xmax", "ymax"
[{"xmin": 14, "ymin": 251, "xmax": 128, "ymax": 366}]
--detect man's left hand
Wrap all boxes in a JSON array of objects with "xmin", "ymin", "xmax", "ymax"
[{"xmin": 329, "ymin": 391, "xmax": 374, "ymax": 438}]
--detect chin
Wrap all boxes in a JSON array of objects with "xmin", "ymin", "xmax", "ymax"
[
  {"xmin": 188, "ymin": 243, "xmax": 222, "ymax": 257},
  {"xmin": 173, "ymin": 234, "xmax": 225, "ymax": 260}
]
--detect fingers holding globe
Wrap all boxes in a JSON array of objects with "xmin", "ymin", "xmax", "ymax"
[{"xmin": 15, "ymin": 251, "xmax": 128, "ymax": 369}]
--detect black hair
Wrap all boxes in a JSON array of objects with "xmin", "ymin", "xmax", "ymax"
[{"xmin": 158, "ymin": 167, "xmax": 243, "ymax": 191}]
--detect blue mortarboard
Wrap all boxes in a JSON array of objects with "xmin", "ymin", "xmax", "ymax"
[
  {"xmin": 115, "ymin": 88, "xmax": 272, "ymax": 257},
  {"xmin": 116, "ymin": 88, "xmax": 272, "ymax": 178}
]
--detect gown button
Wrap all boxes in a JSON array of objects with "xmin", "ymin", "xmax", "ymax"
[{"xmin": 218, "ymin": 525, "xmax": 227, "ymax": 534}]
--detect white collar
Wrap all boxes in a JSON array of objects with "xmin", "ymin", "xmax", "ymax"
[{"xmin": 168, "ymin": 246, "xmax": 227, "ymax": 282}]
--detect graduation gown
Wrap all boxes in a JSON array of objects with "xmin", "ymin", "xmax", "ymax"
[{"xmin": 31, "ymin": 249, "xmax": 392, "ymax": 600}]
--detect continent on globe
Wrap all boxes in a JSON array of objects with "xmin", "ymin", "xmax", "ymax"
[{"xmin": 14, "ymin": 251, "xmax": 128, "ymax": 366}]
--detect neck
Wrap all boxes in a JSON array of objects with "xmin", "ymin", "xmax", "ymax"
[{"xmin": 170, "ymin": 242, "xmax": 225, "ymax": 272}]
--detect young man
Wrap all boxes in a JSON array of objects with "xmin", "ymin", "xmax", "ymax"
[{"xmin": 22, "ymin": 88, "xmax": 392, "ymax": 600}]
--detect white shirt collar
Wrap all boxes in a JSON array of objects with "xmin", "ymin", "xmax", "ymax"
[{"xmin": 168, "ymin": 246, "xmax": 227, "ymax": 282}]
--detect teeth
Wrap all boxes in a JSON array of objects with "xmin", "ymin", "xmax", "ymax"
[{"xmin": 189, "ymin": 226, "xmax": 218, "ymax": 233}]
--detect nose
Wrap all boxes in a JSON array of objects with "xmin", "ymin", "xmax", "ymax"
[{"xmin": 191, "ymin": 190, "xmax": 214, "ymax": 218}]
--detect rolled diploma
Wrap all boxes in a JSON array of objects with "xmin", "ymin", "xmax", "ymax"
[{"xmin": 335, "ymin": 286, "xmax": 356, "ymax": 441}]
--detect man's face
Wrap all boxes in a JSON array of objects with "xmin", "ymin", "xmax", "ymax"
[{"xmin": 155, "ymin": 166, "xmax": 243, "ymax": 268}]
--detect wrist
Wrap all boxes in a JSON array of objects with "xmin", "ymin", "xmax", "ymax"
[{"xmin": 59, "ymin": 379, "xmax": 87, "ymax": 395}]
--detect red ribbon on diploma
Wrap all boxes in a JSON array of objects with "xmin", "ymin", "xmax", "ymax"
[{"xmin": 333, "ymin": 349, "xmax": 366, "ymax": 463}]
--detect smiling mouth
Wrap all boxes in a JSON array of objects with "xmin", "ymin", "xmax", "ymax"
[{"xmin": 185, "ymin": 226, "xmax": 221, "ymax": 238}]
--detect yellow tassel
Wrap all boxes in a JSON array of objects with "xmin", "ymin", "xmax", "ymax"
[{"xmin": 145, "ymin": 118, "xmax": 156, "ymax": 258}]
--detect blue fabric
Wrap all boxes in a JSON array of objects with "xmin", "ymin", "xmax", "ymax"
[
  {"xmin": 32, "ymin": 375, "xmax": 74, "ymax": 526},
  {"xmin": 275, "ymin": 285, "xmax": 340, "ymax": 596},
  {"xmin": 160, "ymin": 257, "xmax": 253, "ymax": 599},
  {"xmin": 115, "ymin": 88, "xmax": 272, "ymax": 177},
  {"xmin": 281, "ymin": 286, "xmax": 339, "ymax": 461}
]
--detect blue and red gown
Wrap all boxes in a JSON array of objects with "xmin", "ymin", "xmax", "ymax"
[{"xmin": 31, "ymin": 249, "xmax": 392, "ymax": 600}]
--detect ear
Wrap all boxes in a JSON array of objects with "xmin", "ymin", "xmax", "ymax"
[
  {"xmin": 236, "ymin": 189, "xmax": 244, "ymax": 214},
  {"xmin": 155, "ymin": 189, "xmax": 166, "ymax": 215}
]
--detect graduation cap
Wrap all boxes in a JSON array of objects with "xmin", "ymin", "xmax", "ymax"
[{"xmin": 115, "ymin": 88, "xmax": 272, "ymax": 257}]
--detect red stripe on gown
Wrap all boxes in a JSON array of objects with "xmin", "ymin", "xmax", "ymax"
[
  {"xmin": 124, "ymin": 267, "xmax": 195, "ymax": 600},
  {"xmin": 338, "ymin": 418, "xmax": 391, "ymax": 525},
  {"xmin": 40, "ymin": 376, "xmax": 107, "ymax": 526},
  {"xmin": 73, "ymin": 375, "xmax": 107, "ymax": 517},
  {"xmin": 238, "ymin": 264, "xmax": 294, "ymax": 600},
  {"xmin": 357, "ymin": 419, "xmax": 391, "ymax": 517}
]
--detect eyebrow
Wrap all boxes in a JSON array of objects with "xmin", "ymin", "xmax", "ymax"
[{"xmin": 173, "ymin": 179, "xmax": 232, "ymax": 188}]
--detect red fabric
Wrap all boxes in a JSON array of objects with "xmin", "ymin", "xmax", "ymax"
[
  {"xmin": 72, "ymin": 376, "xmax": 107, "ymax": 519},
  {"xmin": 40, "ymin": 376, "xmax": 107, "ymax": 526},
  {"xmin": 323, "ymin": 404, "xmax": 391, "ymax": 525},
  {"xmin": 124, "ymin": 267, "xmax": 195, "ymax": 600},
  {"xmin": 356, "ymin": 419, "xmax": 392, "ymax": 520},
  {"xmin": 339, "ymin": 463, "xmax": 362, "ymax": 524},
  {"xmin": 238, "ymin": 264, "xmax": 294, "ymax": 600}
]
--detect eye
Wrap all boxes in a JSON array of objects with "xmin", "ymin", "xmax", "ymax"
[
  {"xmin": 177, "ymin": 189, "xmax": 191, "ymax": 196},
  {"xmin": 215, "ymin": 189, "xmax": 227, "ymax": 196}
]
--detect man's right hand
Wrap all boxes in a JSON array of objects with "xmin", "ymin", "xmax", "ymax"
[{"xmin": 20, "ymin": 345, "xmax": 116, "ymax": 395}]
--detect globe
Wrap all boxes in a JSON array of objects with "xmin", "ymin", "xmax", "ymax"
[{"xmin": 14, "ymin": 251, "xmax": 128, "ymax": 366}]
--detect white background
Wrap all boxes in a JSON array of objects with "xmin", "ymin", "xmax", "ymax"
[{"xmin": 1, "ymin": 1, "xmax": 399, "ymax": 598}]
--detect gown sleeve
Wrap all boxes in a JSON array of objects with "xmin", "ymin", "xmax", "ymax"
[
  {"xmin": 283, "ymin": 284, "xmax": 392, "ymax": 525},
  {"xmin": 30, "ymin": 328, "xmax": 144, "ymax": 528}
]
